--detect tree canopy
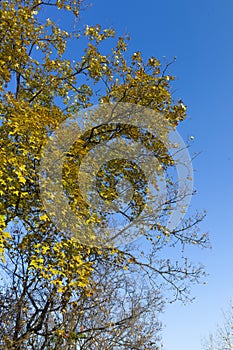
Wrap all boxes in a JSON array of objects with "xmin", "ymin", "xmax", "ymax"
[{"xmin": 0, "ymin": 1, "xmax": 209, "ymax": 348}]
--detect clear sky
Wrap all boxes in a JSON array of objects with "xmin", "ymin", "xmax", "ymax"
[
  {"xmin": 43, "ymin": 1, "xmax": 233, "ymax": 349},
  {"xmin": 76, "ymin": 1, "xmax": 233, "ymax": 349}
]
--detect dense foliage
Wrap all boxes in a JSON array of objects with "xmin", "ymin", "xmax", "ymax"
[{"xmin": 0, "ymin": 1, "xmax": 209, "ymax": 348}]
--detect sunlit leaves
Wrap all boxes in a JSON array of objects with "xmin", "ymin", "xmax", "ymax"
[
  {"xmin": 0, "ymin": 0, "xmax": 207, "ymax": 319},
  {"xmin": 28, "ymin": 238, "xmax": 93, "ymax": 293}
]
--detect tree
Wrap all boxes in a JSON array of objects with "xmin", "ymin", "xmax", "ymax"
[
  {"xmin": 203, "ymin": 302, "xmax": 233, "ymax": 350},
  {"xmin": 0, "ymin": 224, "xmax": 163, "ymax": 349},
  {"xmin": 0, "ymin": 0, "xmax": 209, "ymax": 348}
]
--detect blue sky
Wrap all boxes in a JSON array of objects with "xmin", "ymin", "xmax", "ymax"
[
  {"xmin": 76, "ymin": 1, "xmax": 233, "ymax": 349},
  {"xmin": 39, "ymin": 0, "xmax": 233, "ymax": 348}
]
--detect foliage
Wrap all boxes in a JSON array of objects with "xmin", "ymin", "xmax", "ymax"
[
  {"xmin": 0, "ymin": 0, "xmax": 209, "ymax": 348},
  {"xmin": 0, "ymin": 225, "xmax": 163, "ymax": 349}
]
